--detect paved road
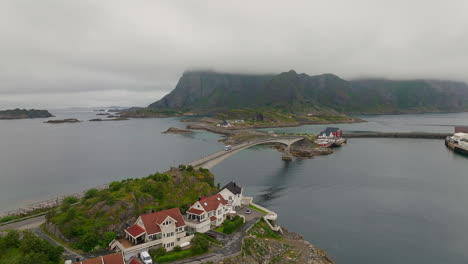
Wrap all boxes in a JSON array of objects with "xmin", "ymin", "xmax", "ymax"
[
  {"xmin": 32, "ymin": 227, "xmax": 85, "ymax": 262},
  {"xmin": 0, "ymin": 215, "xmax": 45, "ymax": 231}
]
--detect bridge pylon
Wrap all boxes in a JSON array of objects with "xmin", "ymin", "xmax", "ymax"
[{"xmin": 281, "ymin": 140, "xmax": 293, "ymax": 161}]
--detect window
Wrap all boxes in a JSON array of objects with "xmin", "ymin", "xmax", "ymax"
[
  {"xmin": 229, "ymin": 196, "xmax": 232, "ymax": 200},
  {"xmin": 218, "ymin": 209, "xmax": 222, "ymax": 215}
]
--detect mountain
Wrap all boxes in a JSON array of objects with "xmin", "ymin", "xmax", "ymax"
[
  {"xmin": 0, "ymin": 108, "xmax": 54, "ymax": 119},
  {"xmin": 148, "ymin": 70, "xmax": 468, "ymax": 115}
]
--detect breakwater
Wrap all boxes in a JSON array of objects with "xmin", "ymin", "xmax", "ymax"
[{"xmin": 344, "ymin": 132, "xmax": 450, "ymax": 139}]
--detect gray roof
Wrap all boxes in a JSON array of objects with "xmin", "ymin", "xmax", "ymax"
[{"xmin": 221, "ymin": 181, "xmax": 242, "ymax": 195}]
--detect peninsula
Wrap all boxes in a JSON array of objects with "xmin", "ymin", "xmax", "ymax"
[
  {"xmin": 40, "ymin": 167, "xmax": 332, "ymax": 264},
  {"xmin": 0, "ymin": 108, "xmax": 54, "ymax": 119}
]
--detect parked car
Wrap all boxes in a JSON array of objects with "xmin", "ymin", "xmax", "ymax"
[
  {"xmin": 224, "ymin": 145, "xmax": 232, "ymax": 151},
  {"xmin": 139, "ymin": 251, "xmax": 153, "ymax": 264},
  {"xmin": 245, "ymin": 209, "xmax": 252, "ymax": 214}
]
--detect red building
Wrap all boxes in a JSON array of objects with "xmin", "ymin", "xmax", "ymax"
[
  {"xmin": 455, "ymin": 126, "xmax": 468, "ymax": 133},
  {"xmin": 319, "ymin": 127, "xmax": 342, "ymax": 138}
]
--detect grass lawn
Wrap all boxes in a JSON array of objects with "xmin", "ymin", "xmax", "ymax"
[
  {"xmin": 247, "ymin": 219, "xmax": 282, "ymax": 239},
  {"xmin": 248, "ymin": 204, "xmax": 268, "ymax": 214}
]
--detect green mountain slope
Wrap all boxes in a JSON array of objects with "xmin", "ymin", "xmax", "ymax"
[{"xmin": 149, "ymin": 71, "xmax": 468, "ymax": 114}]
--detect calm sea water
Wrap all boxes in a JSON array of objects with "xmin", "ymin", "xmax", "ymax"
[{"xmin": 1, "ymin": 110, "xmax": 468, "ymax": 263}]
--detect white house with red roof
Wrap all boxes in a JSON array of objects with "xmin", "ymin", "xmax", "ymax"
[
  {"xmin": 110, "ymin": 208, "xmax": 194, "ymax": 260},
  {"xmin": 185, "ymin": 194, "xmax": 229, "ymax": 233}
]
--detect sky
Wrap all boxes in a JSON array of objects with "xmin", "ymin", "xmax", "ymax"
[{"xmin": 2, "ymin": 0, "xmax": 468, "ymax": 108}]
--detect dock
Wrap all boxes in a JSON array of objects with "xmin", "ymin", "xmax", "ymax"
[{"xmin": 344, "ymin": 132, "xmax": 451, "ymax": 139}]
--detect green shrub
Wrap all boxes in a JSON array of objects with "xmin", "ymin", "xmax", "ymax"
[
  {"xmin": 63, "ymin": 196, "xmax": 78, "ymax": 205},
  {"xmin": 178, "ymin": 164, "xmax": 186, "ymax": 170},
  {"xmin": 84, "ymin": 188, "xmax": 99, "ymax": 199},
  {"xmin": 109, "ymin": 181, "xmax": 123, "ymax": 192},
  {"xmin": 173, "ymin": 245, "xmax": 182, "ymax": 252},
  {"xmin": 140, "ymin": 183, "xmax": 164, "ymax": 200},
  {"xmin": 151, "ymin": 247, "xmax": 167, "ymax": 257},
  {"xmin": 186, "ymin": 165, "xmax": 194, "ymax": 172},
  {"xmin": 156, "ymin": 250, "xmax": 192, "ymax": 263},
  {"xmin": 216, "ymin": 216, "xmax": 244, "ymax": 234}
]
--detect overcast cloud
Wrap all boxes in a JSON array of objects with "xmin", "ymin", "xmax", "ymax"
[{"xmin": 1, "ymin": 0, "xmax": 468, "ymax": 108}]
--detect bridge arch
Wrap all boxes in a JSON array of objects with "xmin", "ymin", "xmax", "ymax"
[{"xmin": 188, "ymin": 136, "xmax": 304, "ymax": 170}]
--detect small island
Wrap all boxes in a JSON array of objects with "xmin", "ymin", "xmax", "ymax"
[
  {"xmin": 0, "ymin": 109, "xmax": 54, "ymax": 119},
  {"xmin": 88, "ymin": 117, "xmax": 129, "ymax": 122},
  {"xmin": 162, "ymin": 127, "xmax": 194, "ymax": 134},
  {"xmin": 44, "ymin": 118, "xmax": 81, "ymax": 124}
]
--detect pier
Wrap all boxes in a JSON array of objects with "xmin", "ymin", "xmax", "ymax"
[{"xmin": 344, "ymin": 132, "xmax": 451, "ymax": 139}]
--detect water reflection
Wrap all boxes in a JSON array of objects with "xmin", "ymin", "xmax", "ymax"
[{"xmin": 255, "ymin": 159, "xmax": 293, "ymax": 206}]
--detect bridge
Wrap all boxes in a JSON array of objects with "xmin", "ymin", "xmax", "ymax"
[{"xmin": 188, "ymin": 136, "xmax": 305, "ymax": 169}]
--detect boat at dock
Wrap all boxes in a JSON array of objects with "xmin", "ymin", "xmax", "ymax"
[{"xmin": 445, "ymin": 133, "xmax": 468, "ymax": 156}]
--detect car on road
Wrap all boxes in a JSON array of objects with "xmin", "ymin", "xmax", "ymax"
[
  {"xmin": 139, "ymin": 251, "xmax": 153, "ymax": 264},
  {"xmin": 245, "ymin": 209, "xmax": 252, "ymax": 214},
  {"xmin": 224, "ymin": 145, "xmax": 232, "ymax": 151}
]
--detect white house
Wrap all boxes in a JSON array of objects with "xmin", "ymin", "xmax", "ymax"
[
  {"xmin": 218, "ymin": 182, "xmax": 243, "ymax": 210},
  {"xmin": 185, "ymin": 194, "xmax": 228, "ymax": 233},
  {"xmin": 125, "ymin": 208, "xmax": 192, "ymax": 251}
]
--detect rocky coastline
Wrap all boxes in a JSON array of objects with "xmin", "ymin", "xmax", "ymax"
[{"xmin": 221, "ymin": 226, "xmax": 333, "ymax": 264}]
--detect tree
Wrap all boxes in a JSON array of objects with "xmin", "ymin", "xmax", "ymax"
[
  {"xmin": 102, "ymin": 231, "xmax": 116, "ymax": 246},
  {"xmin": 78, "ymin": 232, "xmax": 100, "ymax": 252},
  {"xmin": 191, "ymin": 234, "xmax": 209, "ymax": 254},
  {"xmin": 1, "ymin": 230, "xmax": 20, "ymax": 248}
]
